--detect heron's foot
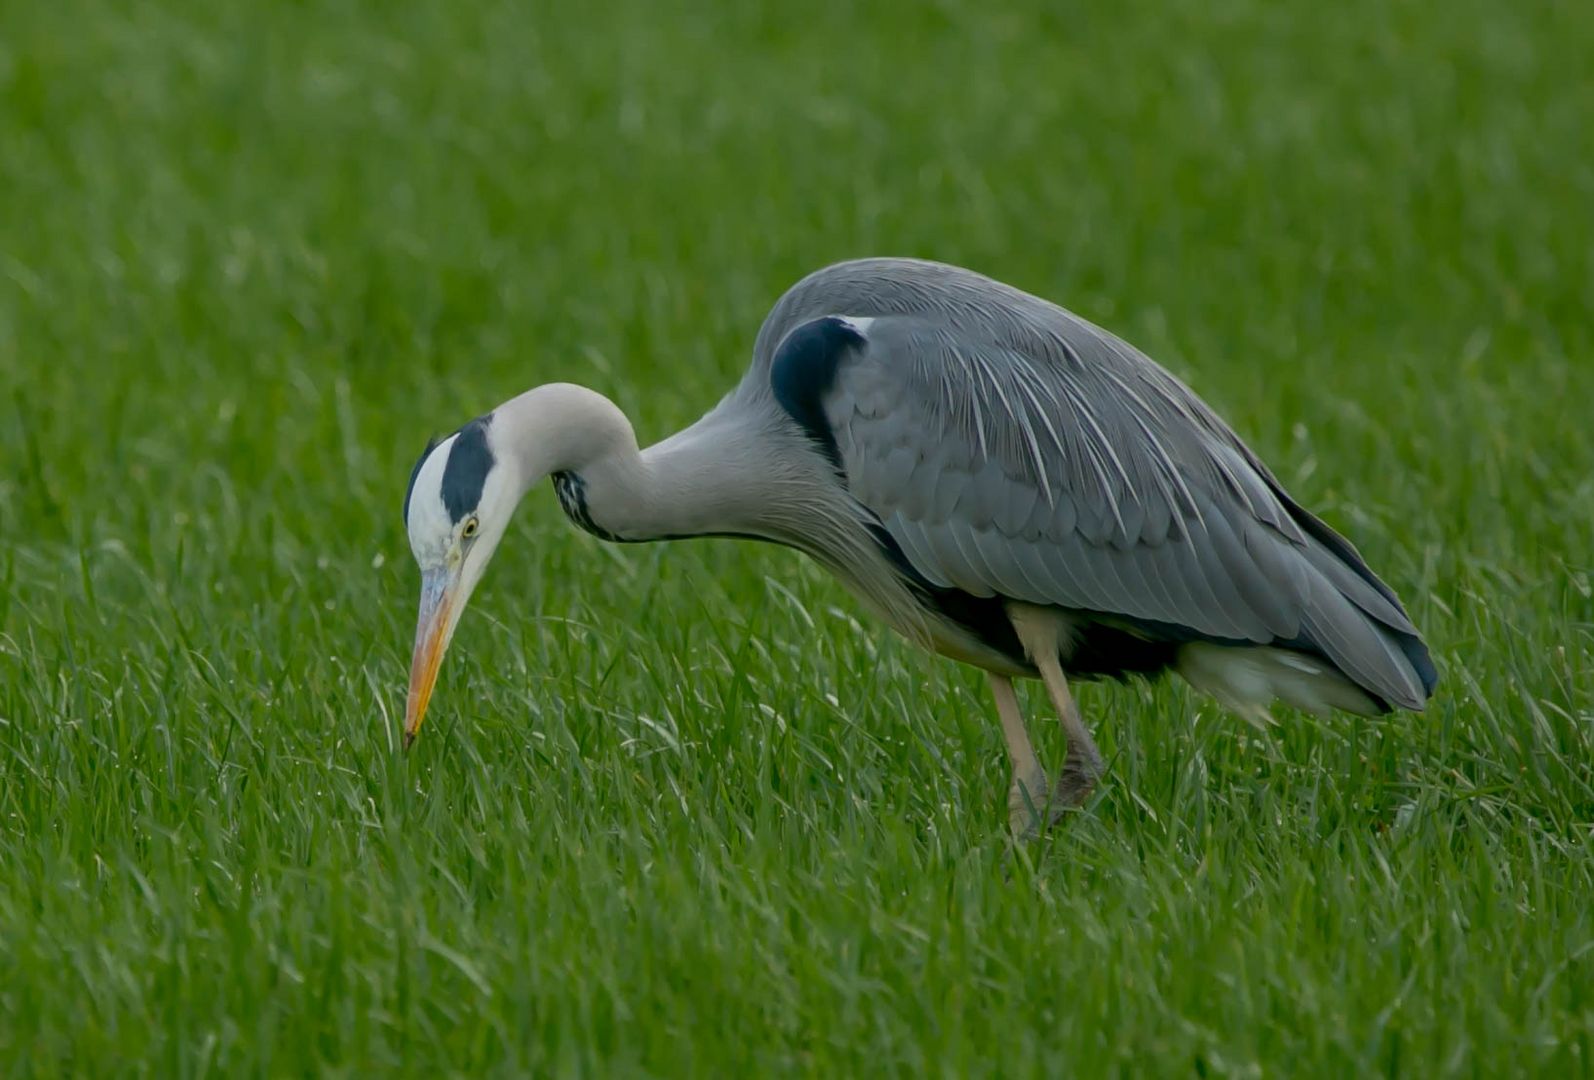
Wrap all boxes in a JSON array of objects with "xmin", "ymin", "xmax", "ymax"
[
  {"xmin": 1049, "ymin": 743, "xmax": 1105, "ymax": 816},
  {"xmin": 1008, "ymin": 764, "xmax": 1050, "ymax": 838}
]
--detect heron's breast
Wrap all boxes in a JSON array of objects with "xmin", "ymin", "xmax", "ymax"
[
  {"xmin": 920, "ymin": 615, "xmax": 1034, "ymax": 676},
  {"xmin": 835, "ymin": 564, "xmax": 1034, "ymax": 677}
]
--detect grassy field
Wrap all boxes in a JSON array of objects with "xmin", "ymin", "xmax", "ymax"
[{"xmin": 3, "ymin": 0, "xmax": 1593, "ymax": 1073}]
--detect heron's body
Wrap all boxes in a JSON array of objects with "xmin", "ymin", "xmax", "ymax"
[{"xmin": 401, "ymin": 258, "xmax": 1436, "ymax": 833}]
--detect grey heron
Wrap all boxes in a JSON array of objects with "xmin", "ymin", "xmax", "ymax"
[{"xmin": 401, "ymin": 258, "xmax": 1436, "ymax": 834}]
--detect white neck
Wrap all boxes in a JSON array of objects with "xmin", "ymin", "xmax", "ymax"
[{"xmin": 495, "ymin": 383, "xmax": 801, "ymax": 543}]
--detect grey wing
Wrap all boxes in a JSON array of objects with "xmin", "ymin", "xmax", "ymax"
[{"xmin": 824, "ymin": 313, "xmax": 1435, "ymax": 711}]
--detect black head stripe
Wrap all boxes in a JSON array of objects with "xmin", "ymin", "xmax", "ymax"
[
  {"xmin": 440, "ymin": 414, "xmax": 495, "ymax": 522},
  {"xmin": 402, "ymin": 434, "xmax": 441, "ymax": 525}
]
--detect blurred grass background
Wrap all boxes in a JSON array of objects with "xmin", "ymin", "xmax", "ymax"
[{"xmin": 2, "ymin": 0, "xmax": 1592, "ymax": 1073}]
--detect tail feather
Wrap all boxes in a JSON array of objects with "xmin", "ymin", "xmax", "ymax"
[
  {"xmin": 1300, "ymin": 592, "xmax": 1426, "ymax": 711},
  {"xmin": 1281, "ymin": 500, "xmax": 1438, "ymax": 700},
  {"xmin": 1178, "ymin": 642, "xmax": 1383, "ymax": 718},
  {"xmin": 1179, "ymin": 514, "xmax": 1437, "ymax": 717}
]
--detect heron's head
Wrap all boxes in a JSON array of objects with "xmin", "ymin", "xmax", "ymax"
[{"xmin": 400, "ymin": 413, "xmax": 519, "ymax": 748}]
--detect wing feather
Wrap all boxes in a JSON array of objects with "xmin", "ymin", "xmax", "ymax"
[{"xmin": 885, "ymin": 513, "xmax": 953, "ymax": 588}]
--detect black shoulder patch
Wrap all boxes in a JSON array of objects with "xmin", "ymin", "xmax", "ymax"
[
  {"xmin": 769, "ymin": 316, "xmax": 868, "ymax": 470},
  {"xmin": 402, "ymin": 434, "xmax": 441, "ymax": 525},
  {"xmin": 440, "ymin": 414, "xmax": 496, "ymax": 523}
]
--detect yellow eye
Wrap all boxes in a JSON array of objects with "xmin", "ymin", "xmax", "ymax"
[{"xmin": 462, "ymin": 517, "xmax": 480, "ymax": 539}]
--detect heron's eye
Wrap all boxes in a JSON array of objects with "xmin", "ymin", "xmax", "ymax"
[{"xmin": 462, "ymin": 516, "xmax": 480, "ymax": 539}]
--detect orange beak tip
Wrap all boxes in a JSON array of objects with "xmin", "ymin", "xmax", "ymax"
[{"xmin": 405, "ymin": 571, "xmax": 454, "ymax": 755}]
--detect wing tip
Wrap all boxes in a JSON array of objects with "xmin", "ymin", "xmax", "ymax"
[{"xmin": 1407, "ymin": 637, "xmax": 1440, "ymax": 698}]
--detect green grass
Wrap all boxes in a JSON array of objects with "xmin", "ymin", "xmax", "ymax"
[{"xmin": 3, "ymin": 0, "xmax": 1593, "ymax": 1073}]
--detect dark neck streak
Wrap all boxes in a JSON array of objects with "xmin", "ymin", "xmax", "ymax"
[{"xmin": 551, "ymin": 471, "xmax": 628, "ymax": 543}]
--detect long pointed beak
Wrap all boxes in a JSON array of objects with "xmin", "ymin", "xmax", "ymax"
[{"xmin": 404, "ymin": 568, "xmax": 459, "ymax": 749}]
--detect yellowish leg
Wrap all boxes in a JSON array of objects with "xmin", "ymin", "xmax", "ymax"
[
  {"xmin": 988, "ymin": 672, "xmax": 1048, "ymax": 836},
  {"xmin": 1041, "ymin": 656, "xmax": 1104, "ymax": 810},
  {"xmin": 1009, "ymin": 605, "xmax": 1105, "ymax": 816}
]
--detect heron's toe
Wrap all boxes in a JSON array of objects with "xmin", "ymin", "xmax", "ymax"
[
  {"xmin": 1008, "ymin": 767, "xmax": 1049, "ymax": 837},
  {"xmin": 1050, "ymin": 751, "xmax": 1103, "ymax": 814}
]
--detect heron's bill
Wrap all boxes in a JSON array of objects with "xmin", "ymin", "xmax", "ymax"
[{"xmin": 404, "ymin": 568, "xmax": 456, "ymax": 749}]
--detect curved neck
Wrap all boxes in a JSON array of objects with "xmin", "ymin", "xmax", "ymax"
[
  {"xmin": 496, "ymin": 383, "xmax": 787, "ymax": 543},
  {"xmin": 494, "ymin": 382, "xmax": 933, "ymax": 645},
  {"xmin": 496, "ymin": 383, "xmax": 639, "ymax": 487}
]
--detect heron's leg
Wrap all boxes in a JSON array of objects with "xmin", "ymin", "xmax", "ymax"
[
  {"xmin": 1035, "ymin": 652, "xmax": 1104, "ymax": 809},
  {"xmin": 988, "ymin": 672, "xmax": 1047, "ymax": 836},
  {"xmin": 1008, "ymin": 605, "xmax": 1105, "ymax": 813}
]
